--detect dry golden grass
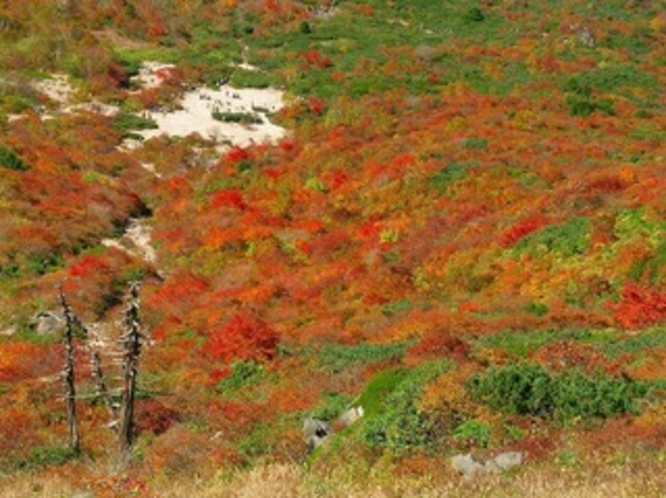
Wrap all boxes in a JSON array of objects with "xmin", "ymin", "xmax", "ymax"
[
  {"xmin": 0, "ymin": 472, "xmax": 76, "ymax": 498},
  {"xmin": 1, "ymin": 454, "xmax": 665, "ymax": 497},
  {"xmin": 153, "ymin": 459, "xmax": 666, "ymax": 498}
]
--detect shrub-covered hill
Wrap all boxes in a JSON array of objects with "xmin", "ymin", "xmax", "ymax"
[{"xmin": 0, "ymin": 0, "xmax": 665, "ymax": 493}]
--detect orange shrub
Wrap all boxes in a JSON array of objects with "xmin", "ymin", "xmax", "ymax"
[
  {"xmin": 609, "ymin": 282, "xmax": 666, "ymax": 330},
  {"xmin": 205, "ymin": 312, "xmax": 279, "ymax": 362}
]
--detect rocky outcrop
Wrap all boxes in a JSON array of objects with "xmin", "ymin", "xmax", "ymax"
[
  {"xmin": 303, "ymin": 417, "xmax": 331, "ymax": 452},
  {"xmin": 302, "ymin": 405, "xmax": 365, "ymax": 453},
  {"xmin": 451, "ymin": 451, "xmax": 524, "ymax": 479},
  {"xmin": 34, "ymin": 311, "xmax": 65, "ymax": 335}
]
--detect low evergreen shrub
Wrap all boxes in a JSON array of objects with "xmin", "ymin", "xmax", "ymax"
[{"xmin": 468, "ymin": 362, "xmax": 650, "ymax": 422}]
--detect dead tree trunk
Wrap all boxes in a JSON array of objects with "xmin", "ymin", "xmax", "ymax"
[
  {"xmin": 91, "ymin": 350, "xmax": 119, "ymax": 425},
  {"xmin": 85, "ymin": 322, "xmax": 119, "ymax": 428},
  {"xmin": 118, "ymin": 282, "xmax": 144, "ymax": 464},
  {"xmin": 59, "ymin": 286, "xmax": 83, "ymax": 454}
]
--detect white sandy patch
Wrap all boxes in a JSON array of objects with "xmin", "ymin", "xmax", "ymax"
[
  {"xmin": 102, "ymin": 218, "xmax": 156, "ymax": 264},
  {"xmin": 26, "ymin": 73, "xmax": 120, "ymax": 119},
  {"xmin": 125, "ymin": 218, "xmax": 156, "ymax": 263},
  {"xmin": 20, "ymin": 64, "xmax": 287, "ymax": 151},
  {"xmin": 136, "ymin": 84, "xmax": 286, "ymax": 147},
  {"xmin": 32, "ymin": 73, "xmax": 73, "ymax": 104}
]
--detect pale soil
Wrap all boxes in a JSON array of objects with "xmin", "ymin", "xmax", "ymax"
[
  {"xmin": 102, "ymin": 218, "xmax": 156, "ymax": 264},
  {"xmin": 31, "ymin": 73, "xmax": 72, "ymax": 104},
  {"xmin": 25, "ymin": 64, "xmax": 287, "ymax": 148},
  {"xmin": 134, "ymin": 80, "xmax": 286, "ymax": 148}
]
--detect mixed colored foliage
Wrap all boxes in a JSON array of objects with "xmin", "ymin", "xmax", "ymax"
[{"xmin": 0, "ymin": 0, "xmax": 664, "ymax": 493}]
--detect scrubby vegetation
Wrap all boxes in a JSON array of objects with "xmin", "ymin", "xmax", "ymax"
[{"xmin": 0, "ymin": 0, "xmax": 664, "ymax": 495}]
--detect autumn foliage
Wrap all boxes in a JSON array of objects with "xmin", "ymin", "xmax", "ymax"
[
  {"xmin": 609, "ymin": 282, "xmax": 666, "ymax": 330},
  {"xmin": 0, "ymin": 0, "xmax": 664, "ymax": 491},
  {"xmin": 205, "ymin": 312, "xmax": 279, "ymax": 363}
]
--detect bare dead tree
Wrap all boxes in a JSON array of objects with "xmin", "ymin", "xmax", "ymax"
[
  {"xmin": 91, "ymin": 349, "xmax": 119, "ymax": 426},
  {"xmin": 58, "ymin": 284, "xmax": 85, "ymax": 454},
  {"xmin": 84, "ymin": 320, "xmax": 120, "ymax": 429},
  {"xmin": 118, "ymin": 282, "xmax": 145, "ymax": 463}
]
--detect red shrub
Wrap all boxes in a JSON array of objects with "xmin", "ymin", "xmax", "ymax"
[
  {"xmin": 307, "ymin": 97, "xmax": 326, "ymax": 115},
  {"xmin": 609, "ymin": 282, "xmax": 666, "ymax": 330},
  {"xmin": 225, "ymin": 146, "xmax": 251, "ymax": 164},
  {"xmin": 301, "ymin": 49, "xmax": 333, "ymax": 69},
  {"xmin": 205, "ymin": 312, "xmax": 279, "ymax": 362},
  {"xmin": 151, "ymin": 272, "xmax": 209, "ymax": 307},
  {"xmin": 499, "ymin": 215, "xmax": 546, "ymax": 247},
  {"xmin": 136, "ymin": 399, "xmax": 180, "ymax": 435},
  {"xmin": 69, "ymin": 254, "xmax": 110, "ymax": 278},
  {"xmin": 210, "ymin": 188, "xmax": 246, "ymax": 210},
  {"xmin": 407, "ymin": 332, "xmax": 470, "ymax": 361}
]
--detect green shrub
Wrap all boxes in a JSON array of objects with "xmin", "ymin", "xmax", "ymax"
[
  {"xmin": 514, "ymin": 217, "xmax": 591, "ymax": 257},
  {"xmin": 468, "ymin": 362, "xmax": 650, "ymax": 422},
  {"xmin": 463, "ymin": 137, "xmax": 489, "ymax": 150},
  {"xmin": 361, "ymin": 360, "xmax": 452, "ymax": 452},
  {"xmin": 318, "ymin": 342, "xmax": 409, "ymax": 373},
  {"xmin": 25, "ymin": 252, "xmax": 64, "ymax": 276},
  {"xmin": 613, "ymin": 207, "xmax": 664, "ymax": 244},
  {"xmin": 312, "ymin": 392, "xmax": 354, "ymax": 422},
  {"xmin": 566, "ymin": 95, "xmax": 615, "ymax": 117},
  {"xmin": 0, "ymin": 144, "xmax": 28, "ymax": 171},
  {"xmin": 603, "ymin": 326, "xmax": 666, "ymax": 358},
  {"xmin": 430, "ymin": 162, "xmax": 469, "ymax": 193},
  {"xmin": 15, "ymin": 445, "xmax": 79, "ymax": 470},
  {"xmin": 229, "ymin": 70, "xmax": 273, "ymax": 89},
  {"xmin": 0, "ymin": 262, "xmax": 21, "ymax": 279},
  {"xmin": 113, "ymin": 112, "xmax": 158, "ymax": 135},
  {"xmin": 212, "ymin": 110, "xmax": 263, "ymax": 124},
  {"xmin": 465, "ymin": 7, "xmax": 485, "ymax": 22},
  {"xmin": 217, "ymin": 361, "xmax": 265, "ymax": 393},
  {"xmin": 0, "ymin": 94, "xmax": 34, "ymax": 115},
  {"xmin": 551, "ymin": 370, "xmax": 648, "ymax": 421},
  {"xmin": 358, "ymin": 368, "xmax": 408, "ymax": 418},
  {"xmin": 452, "ymin": 419, "xmax": 492, "ymax": 448},
  {"xmin": 380, "ymin": 299, "xmax": 413, "ymax": 316},
  {"xmin": 469, "ymin": 362, "xmax": 554, "ymax": 417},
  {"xmin": 563, "ymin": 76, "xmax": 617, "ymax": 117},
  {"xmin": 525, "ymin": 301, "xmax": 549, "ymax": 317}
]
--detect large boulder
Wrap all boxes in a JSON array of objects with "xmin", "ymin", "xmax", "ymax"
[
  {"xmin": 452, "ymin": 451, "xmax": 524, "ymax": 479},
  {"xmin": 303, "ymin": 416, "xmax": 331, "ymax": 452},
  {"xmin": 451, "ymin": 454, "xmax": 485, "ymax": 478},
  {"xmin": 34, "ymin": 311, "xmax": 64, "ymax": 335},
  {"xmin": 338, "ymin": 406, "xmax": 364, "ymax": 427},
  {"xmin": 486, "ymin": 451, "xmax": 523, "ymax": 473}
]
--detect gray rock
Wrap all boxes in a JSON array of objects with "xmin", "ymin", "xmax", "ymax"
[
  {"xmin": 303, "ymin": 416, "xmax": 331, "ymax": 452},
  {"xmin": 451, "ymin": 454, "xmax": 484, "ymax": 478},
  {"xmin": 490, "ymin": 451, "xmax": 523, "ymax": 471},
  {"xmin": 338, "ymin": 405, "xmax": 364, "ymax": 427},
  {"xmin": 35, "ymin": 311, "xmax": 64, "ymax": 335},
  {"xmin": 453, "ymin": 451, "xmax": 524, "ymax": 478}
]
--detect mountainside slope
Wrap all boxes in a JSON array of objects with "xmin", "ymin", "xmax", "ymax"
[{"xmin": 0, "ymin": 1, "xmax": 664, "ymax": 494}]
